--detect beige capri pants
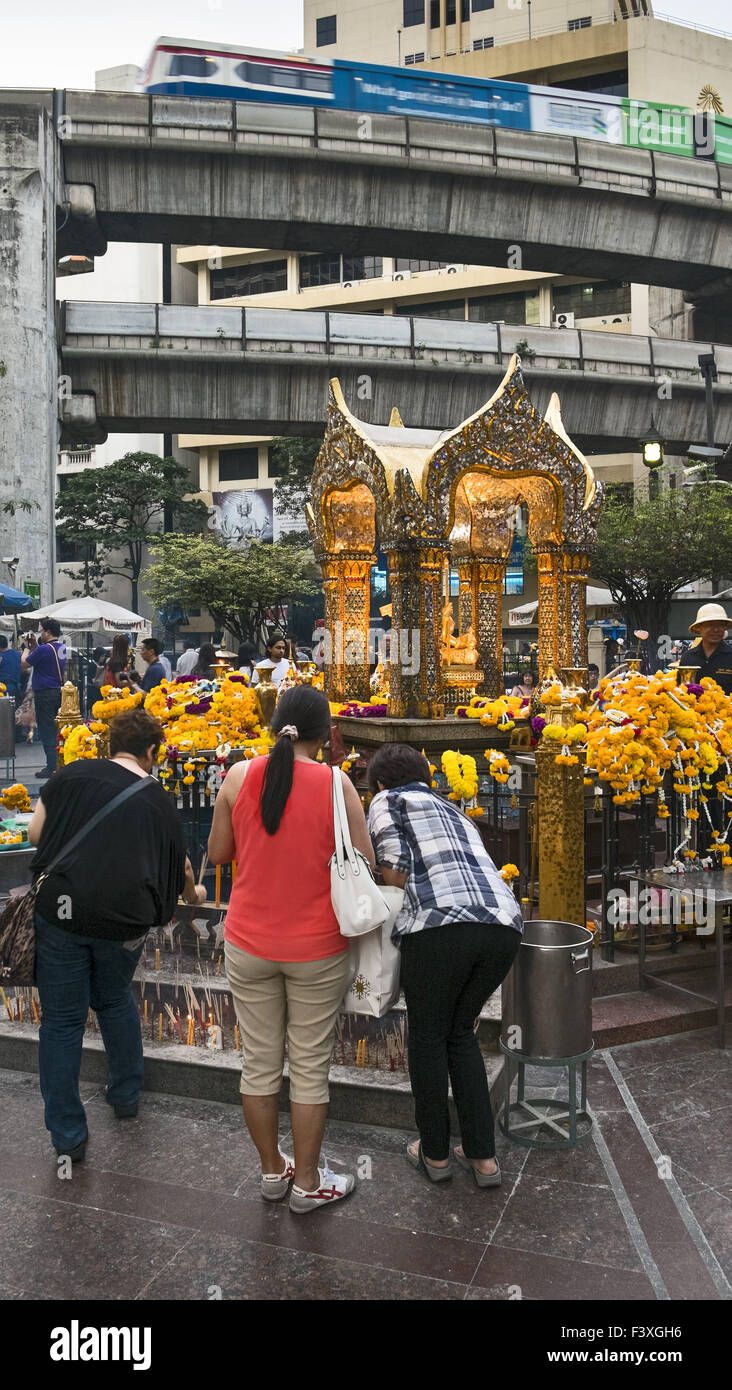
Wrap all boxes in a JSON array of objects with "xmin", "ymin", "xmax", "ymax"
[{"xmin": 225, "ymin": 941, "xmax": 353, "ymax": 1105}]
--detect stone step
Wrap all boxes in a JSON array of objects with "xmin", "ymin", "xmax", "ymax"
[
  {"xmin": 591, "ymin": 971, "xmax": 731, "ymax": 1048},
  {"xmin": 0, "ymin": 1021, "xmax": 505, "ymax": 1131}
]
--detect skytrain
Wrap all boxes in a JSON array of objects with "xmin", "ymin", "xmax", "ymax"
[{"xmin": 140, "ymin": 35, "xmax": 732, "ymax": 165}]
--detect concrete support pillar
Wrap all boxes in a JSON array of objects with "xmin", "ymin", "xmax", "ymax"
[
  {"xmin": 457, "ymin": 557, "xmax": 506, "ymax": 698},
  {"xmin": 386, "ymin": 545, "xmax": 445, "ymax": 719},
  {"xmin": 320, "ymin": 553, "xmax": 375, "ymax": 704},
  {"xmin": 0, "ymin": 102, "xmax": 60, "ymax": 607}
]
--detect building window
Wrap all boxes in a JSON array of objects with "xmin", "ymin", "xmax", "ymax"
[
  {"xmin": 316, "ymin": 15, "xmax": 337, "ymax": 46},
  {"xmin": 210, "ymin": 259, "xmax": 287, "ymax": 300},
  {"xmin": 461, "ymin": 0, "xmax": 470, "ymax": 17},
  {"xmin": 472, "ymin": 0, "xmax": 494, "ymax": 10},
  {"xmin": 404, "ymin": 52, "xmax": 425, "ymax": 64},
  {"xmin": 550, "ymin": 69, "xmax": 628, "ymax": 97},
  {"xmin": 472, "ymin": 37, "xmax": 494, "ymax": 49},
  {"xmin": 218, "ymin": 448, "xmax": 259, "ymax": 482},
  {"xmin": 403, "ymin": 0, "xmax": 424, "ymax": 26},
  {"xmin": 568, "ymin": 16, "xmax": 592, "ymax": 30},
  {"xmin": 430, "ymin": 0, "xmax": 440, "ymax": 28},
  {"xmin": 552, "ymin": 280, "xmax": 631, "ymax": 320},
  {"xmin": 446, "ymin": 0, "xmax": 456, "ymax": 22},
  {"xmin": 342, "ymin": 255, "xmax": 383, "ymax": 282},
  {"xmin": 469, "ymin": 290, "xmax": 540, "ymax": 325},
  {"xmin": 266, "ymin": 447, "xmax": 284, "ymax": 479},
  {"xmin": 56, "ymin": 532, "xmax": 96, "ymax": 564},
  {"xmin": 395, "ymin": 258, "xmax": 450, "ymax": 272},
  {"xmin": 503, "ymin": 567, "xmax": 524, "ymax": 596},
  {"xmin": 299, "ymin": 253, "xmax": 342, "ymax": 289},
  {"xmin": 395, "ymin": 297, "xmax": 465, "ymax": 320}
]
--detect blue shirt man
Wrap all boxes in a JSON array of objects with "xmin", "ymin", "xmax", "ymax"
[
  {"xmin": 127, "ymin": 638, "xmax": 166, "ymax": 694},
  {"xmin": 0, "ymin": 638, "xmax": 22, "ymax": 700}
]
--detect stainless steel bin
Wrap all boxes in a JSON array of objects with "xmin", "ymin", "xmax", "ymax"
[
  {"xmin": 501, "ymin": 920, "xmax": 593, "ymax": 1061},
  {"xmin": 0, "ymin": 697, "xmax": 15, "ymax": 760}
]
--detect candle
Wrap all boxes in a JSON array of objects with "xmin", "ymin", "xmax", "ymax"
[
  {"xmin": 215, "ymin": 865, "xmax": 221, "ymax": 907},
  {"xmin": 231, "ymin": 859, "xmax": 237, "ymax": 884},
  {"xmin": 18, "ymin": 997, "xmax": 23, "ymax": 1023},
  {"xmin": 32, "ymin": 999, "xmax": 40, "ymax": 1025},
  {"xmin": 158, "ymin": 1013, "xmax": 163, "ymax": 1042},
  {"xmin": 216, "ymin": 954, "xmax": 222, "ymax": 976},
  {"xmin": 155, "ymin": 948, "xmax": 161, "ymax": 972},
  {"xmin": 234, "ymin": 1024, "xmax": 240, "ymax": 1052},
  {"xmin": 143, "ymin": 999, "xmax": 148, "ymax": 1025}
]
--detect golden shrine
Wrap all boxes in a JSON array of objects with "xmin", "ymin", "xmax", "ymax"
[{"xmin": 307, "ymin": 359, "xmax": 603, "ymax": 718}]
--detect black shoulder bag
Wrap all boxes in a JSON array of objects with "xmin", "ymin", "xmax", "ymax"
[{"xmin": 0, "ymin": 777, "xmax": 152, "ymax": 986}]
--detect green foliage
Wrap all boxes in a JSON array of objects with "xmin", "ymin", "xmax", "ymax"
[
  {"xmin": 2, "ymin": 499, "xmax": 39, "ymax": 516},
  {"xmin": 269, "ymin": 436, "xmax": 322, "ymax": 548},
  {"xmin": 590, "ymin": 487, "xmax": 732, "ymax": 647},
  {"xmin": 144, "ymin": 534, "xmax": 321, "ymax": 645},
  {"xmin": 55, "ymin": 452, "xmax": 208, "ymax": 608}
]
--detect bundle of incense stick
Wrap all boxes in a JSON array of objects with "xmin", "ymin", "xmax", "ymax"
[{"xmin": 165, "ymin": 1002, "xmax": 184, "ymax": 1041}]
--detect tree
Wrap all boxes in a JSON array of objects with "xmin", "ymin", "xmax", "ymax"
[
  {"xmin": 590, "ymin": 486, "xmax": 732, "ymax": 661},
  {"xmin": 55, "ymin": 453, "xmax": 208, "ymax": 610},
  {"xmin": 144, "ymin": 534, "xmax": 321, "ymax": 645},
  {"xmin": 269, "ymin": 436, "xmax": 322, "ymax": 548}
]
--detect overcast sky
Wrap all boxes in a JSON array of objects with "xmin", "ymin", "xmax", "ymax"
[{"xmin": 0, "ymin": 0, "xmax": 729, "ymax": 90}]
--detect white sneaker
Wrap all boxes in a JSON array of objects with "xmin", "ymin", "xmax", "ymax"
[
  {"xmin": 289, "ymin": 1165, "xmax": 355, "ymax": 1214},
  {"xmin": 260, "ymin": 1151, "xmax": 295, "ymax": 1202}
]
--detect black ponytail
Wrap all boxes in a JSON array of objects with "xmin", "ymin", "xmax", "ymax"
[{"xmin": 260, "ymin": 686, "xmax": 332, "ymax": 835}]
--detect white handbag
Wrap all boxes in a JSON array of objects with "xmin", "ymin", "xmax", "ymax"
[
  {"xmin": 330, "ymin": 767, "xmax": 391, "ymax": 937},
  {"xmin": 342, "ymin": 920, "xmax": 403, "ymax": 1018}
]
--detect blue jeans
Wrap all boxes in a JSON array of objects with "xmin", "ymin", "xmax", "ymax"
[
  {"xmin": 33, "ymin": 687, "xmax": 61, "ymax": 773},
  {"xmin": 34, "ymin": 913, "xmax": 145, "ymax": 1152}
]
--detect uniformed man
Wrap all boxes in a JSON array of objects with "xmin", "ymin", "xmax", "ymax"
[{"xmin": 685, "ymin": 603, "xmax": 732, "ymax": 695}]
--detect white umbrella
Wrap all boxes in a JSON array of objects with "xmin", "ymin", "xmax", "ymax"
[{"xmin": 35, "ymin": 597, "xmax": 148, "ymax": 633}]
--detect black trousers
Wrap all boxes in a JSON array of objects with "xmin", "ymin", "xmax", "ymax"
[
  {"xmin": 34, "ymin": 688, "xmax": 61, "ymax": 773},
  {"xmin": 400, "ymin": 920, "xmax": 521, "ymax": 1161}
]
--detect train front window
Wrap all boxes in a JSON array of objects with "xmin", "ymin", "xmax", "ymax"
[{"xmin": 168, "ymin": 54, "xmax": 219, "ymax": 79}]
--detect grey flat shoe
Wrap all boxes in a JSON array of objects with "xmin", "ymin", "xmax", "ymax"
[
  {"xmin": 453, "ymin": 1146, "xmax": 502, "ymax": 1188},
  {"xmin": 406, "ymin": 1140, "xmax": 452, "ymax": 1183}
]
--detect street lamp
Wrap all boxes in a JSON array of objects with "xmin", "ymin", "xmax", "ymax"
[
  {"xmin": 640, "ymin": 438, "xmax": 664, "ymax": 468},
  {"xmin": 397, "ymin": 27, "xmax": 402, "ymax": 65}
]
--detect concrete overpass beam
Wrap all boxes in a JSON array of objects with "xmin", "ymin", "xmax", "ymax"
[{"xmin": 59, "ymin": 392, "xmax": 107, "ymax": 449}]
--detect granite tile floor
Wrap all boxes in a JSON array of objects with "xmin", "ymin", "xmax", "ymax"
[{"xmin": 0, "ymin": 1029, "xmax": 729, "ymax": 1302}]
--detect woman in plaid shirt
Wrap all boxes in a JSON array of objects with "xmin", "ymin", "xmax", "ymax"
[{"xmin": 368, "ymin": 745, "xmax": 522, "ymax": 1189}]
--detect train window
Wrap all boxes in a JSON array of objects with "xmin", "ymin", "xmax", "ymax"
[
  {"xmin": 316, "ymin": 15, "xmax": 337, "ymax": 46},
  {"xmin": 301, "ymin": 72, "xmax": 332, "ymax": 93},
  {"xmin": 270, "ymin": 68, "xmax": 303, "ymax": 88},
  {"xmin": 168, "ymin": 54, "xmax": 219, "ymax": 78}
]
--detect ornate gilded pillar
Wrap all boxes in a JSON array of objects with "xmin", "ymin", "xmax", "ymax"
[
  {"xmin": 560, "ymin": 551, "xmax": 591, "ymax": 668},
  {"xmin": 457, "ymin": 558, "xmax": 506, "ymax": 698},
  {"xmin": 386, "ymin": 545, "xmax": 446, "ymax": 719},
  {"xmin": 319, "ymin": 551, "xmax": 375, "ymax": 703},
  {"xmin": 536, "ymin": 705, "xmax": 586, "ymax": 926},
  {"xmin": 536, "ymin": 549, "xmax": 563, "ymax": 677}
]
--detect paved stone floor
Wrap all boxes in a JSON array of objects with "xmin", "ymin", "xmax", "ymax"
[{"xmin": 0, "ymin": 1028, "xmax": 729, "ymax": 1301}]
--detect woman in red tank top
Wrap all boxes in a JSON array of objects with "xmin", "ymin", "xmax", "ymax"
[{"xmin": 208, "ymin": 685, "xmax": 374, "ymax": 1214}]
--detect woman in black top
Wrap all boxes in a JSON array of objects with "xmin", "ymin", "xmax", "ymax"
[{"xmin": 28, "ymin": 708, "xmax": 206, "ymax": 1162}]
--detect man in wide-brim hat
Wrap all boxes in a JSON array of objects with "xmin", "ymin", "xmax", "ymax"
[{"xmin": 687, "ymin": 603, "xmax": 732, "ymax": 694}]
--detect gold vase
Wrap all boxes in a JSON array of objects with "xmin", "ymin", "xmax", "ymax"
[
  {"xmin": 626, "ymin": 658, "xmax": 642, "ymax": 672},
  {"xmin": 297, "ymin": 660, "xmax": 315, "ymax": 685},
  {"xmin": 677, "ymin": 664, "xmax": 701, "ymax": 685},
  {"xmin": 254, "ymin": 660, "xmax": 278, "ymax": 729}
]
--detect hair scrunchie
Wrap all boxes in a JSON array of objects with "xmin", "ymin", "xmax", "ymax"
[{"xmin": 277, "ymin": 724, "xmax": 299, "ymax": 741}]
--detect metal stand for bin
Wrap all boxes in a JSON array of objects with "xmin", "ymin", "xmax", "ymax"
[{"xmin": 499, "ymin": 1039, "xmax": 594, "ymax": 1148}]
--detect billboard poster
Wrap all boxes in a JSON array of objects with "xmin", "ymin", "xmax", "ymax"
[{"xmin": 210, "ymin": 489, "xmax": 274, "ymax": 546}]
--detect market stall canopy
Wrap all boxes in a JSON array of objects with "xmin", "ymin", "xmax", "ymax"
[
  {"xmin": 508, "ymin": 587, "xmax": 617, "ymax": 627},
  {"xmin": 33, "ymin": 597, "xmax": 147, "ymax": 632},
  {"xmin": 0, "ymin": 582, "xmax": 34, "ymax": 613}
]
